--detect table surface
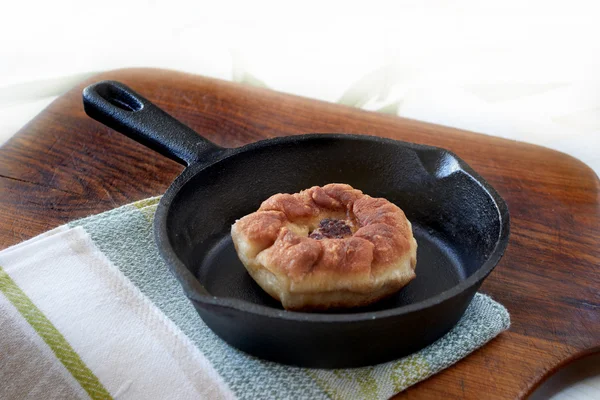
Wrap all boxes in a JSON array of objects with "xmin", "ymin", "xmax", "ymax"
[{"xmin": 1, "ymin": 68, "xmax": 598, "ymax": 399}]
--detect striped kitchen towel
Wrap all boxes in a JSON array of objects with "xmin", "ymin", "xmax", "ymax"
[{"xmin": 0, "ymin": 197, "xmax": 510, "ymax": 400}]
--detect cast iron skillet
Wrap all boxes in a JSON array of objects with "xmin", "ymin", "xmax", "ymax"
[{"xmin": 82, "ymin": 81, "xmax": 509, "ymax": 368}]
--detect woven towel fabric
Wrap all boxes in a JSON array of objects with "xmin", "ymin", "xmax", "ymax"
[{"xmin": 0, "ymin": 197, "xmax": 510, "ymax": 400}]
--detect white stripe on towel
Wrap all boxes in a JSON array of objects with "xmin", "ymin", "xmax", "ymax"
[{"xmin": 0, "ymin": 226, "xmax": 235, "ymax": 400}]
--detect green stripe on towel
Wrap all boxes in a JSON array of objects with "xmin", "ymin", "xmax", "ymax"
[{"xmin": 0, "ymin": 266, "xmax": 113, "ymax": 400}]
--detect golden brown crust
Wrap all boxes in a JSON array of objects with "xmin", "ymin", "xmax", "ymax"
[
  {"xmin": 232, "ymin": 211, "xmax": 286, "ymax": 255},
  {"xmin": 310, "ymin": 186, "xmax": 343, "ymax": 210},
  {"xmin": 355, "ymin": 224, "xmax": 411, "ymax": 267},
  {"xmin": 259, "ymin": 193, "xmax": 319, "ymax": 219},
  {"xmin": 231, "ymin": 183, "xmax": 418, "ymax": 310},
  {"xmin": 257, "ymin": 228, "xmax": 322, "ymax": 280}
]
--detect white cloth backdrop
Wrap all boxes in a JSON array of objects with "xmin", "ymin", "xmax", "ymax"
[{"xmin": 1, "ymin": 1, "xmax": 599, "ymax": 398}]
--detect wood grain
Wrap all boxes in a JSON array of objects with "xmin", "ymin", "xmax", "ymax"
[{"xmin": 0, "ymin": 68, "xmax": 598, "ymax": 399}]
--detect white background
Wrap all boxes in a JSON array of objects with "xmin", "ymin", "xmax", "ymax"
[{"xmin": 1, "ymin": 1, "xmax": 599, "ymax": 398}]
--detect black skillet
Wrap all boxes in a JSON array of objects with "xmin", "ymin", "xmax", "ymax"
[{"xmin": 82, "ymin": 81, "xmax": 509, "ymax": 368}]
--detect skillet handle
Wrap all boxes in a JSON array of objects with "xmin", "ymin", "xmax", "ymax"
[{"xmin": 82, "ymin": 80, "xmax": 222, "ymax": 166}]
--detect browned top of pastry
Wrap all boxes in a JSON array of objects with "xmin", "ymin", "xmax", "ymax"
[{"xmin": 232, "ymin": 184, "xmax": 414, "ymax": 285}]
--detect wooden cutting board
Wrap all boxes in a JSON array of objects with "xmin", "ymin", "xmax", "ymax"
[{"xmin": 0, "ymin": 68, "xmax": 598, "ymax": 399}]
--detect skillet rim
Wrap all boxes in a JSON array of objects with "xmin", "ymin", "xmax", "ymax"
[{"xmin": 154, "ymin": 133, "xmax": 510, "ymax": 322}]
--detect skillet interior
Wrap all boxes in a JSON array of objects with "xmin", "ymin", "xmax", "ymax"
[{"xmin": 165, "ymin": 135, "xmax": 502, "ymax": 314}]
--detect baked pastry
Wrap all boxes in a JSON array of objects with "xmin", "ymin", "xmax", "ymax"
[{"xmin": 231, "ymin": 184, "xmax": 417, "ymax": 311}]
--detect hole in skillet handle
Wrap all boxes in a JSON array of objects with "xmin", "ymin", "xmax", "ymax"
[{"xmin": 95, "ymin": 83, "xmax": 144, "ymax": 112}]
